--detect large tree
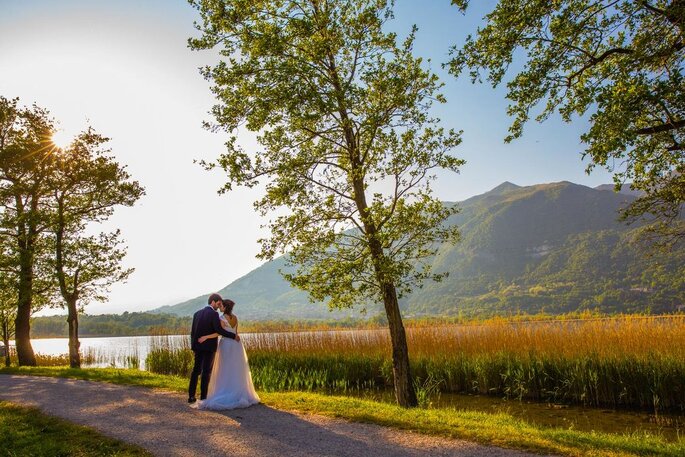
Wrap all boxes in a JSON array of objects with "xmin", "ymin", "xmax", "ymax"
[
  {"xmin": 49, "ymin": 129, "xmax": 143, "ymax": 368},
  {"xmin": 449, "ymin": 0, "xmax": 685, "ymax": 245},
  {"xmin": 190, "ymin": 0, "xmax": 463, "ymax": 407},
  {"xmin": 0, "ymin": 97, "xmax": 57, "ymax": 365}
]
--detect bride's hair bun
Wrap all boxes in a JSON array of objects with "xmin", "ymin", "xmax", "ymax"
[{"xmin": 222, "ymin": 298, "xmax": 235, "ymax": 315}]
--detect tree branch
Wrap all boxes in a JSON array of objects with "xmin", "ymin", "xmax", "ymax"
[
  {"xmin": 634, "ymin": 118, "xmax": 685, "ymax": 135},
  {"xmin": 567, "ymin": 47, "xmax": 634, "ymax": 85}
]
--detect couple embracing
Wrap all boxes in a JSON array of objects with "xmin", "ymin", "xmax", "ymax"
[{"xmin": 187, "ymin": 293, "xmax": 260, "ymax": 410}]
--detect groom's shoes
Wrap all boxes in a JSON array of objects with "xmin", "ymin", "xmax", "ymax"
[{"xmin": 188, "ymin": 397, "xmax": 197, "ymax": 404}]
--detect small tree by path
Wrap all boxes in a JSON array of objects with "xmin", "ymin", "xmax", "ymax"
[
  {"xmin": 190, "ymin": 0, "xmax": 463, "ymax": 407},
  {"xmin": 49, "ymin": 129, "xmax": 144, "ymax": 368}
]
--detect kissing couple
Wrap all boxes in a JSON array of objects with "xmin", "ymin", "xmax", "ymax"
[{"xmin": 187, "ymin": 293, "xmax": 260, "ymax": 410}]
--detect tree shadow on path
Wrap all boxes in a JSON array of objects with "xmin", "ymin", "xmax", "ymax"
[{"xmin": 0, "ymin": 375, "xmax": 529, "ymax": 457}]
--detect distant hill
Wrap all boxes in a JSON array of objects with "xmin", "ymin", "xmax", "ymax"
[
  {"xmin": 594, "ymin": 183, "xmax": 645, "ymax": 197},
  {"xmin": 154, "ymin": 256, "xmax": 340, "ymax": 319},
  {"xmin": 154, "ymin": 181, "xmax": 685, "ymax": 319}
]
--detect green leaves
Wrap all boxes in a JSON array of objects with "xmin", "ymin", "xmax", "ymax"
[
  {"xmin": 192, "ymin": 0, "xmax": 463, "ymax": 308},
  {"xmin": 450, "ymin": 0, "xmax": 685, "ymax": 245},
  {"xmin": 0, "ymin": 96, "xmax": 144, "ymax": 312},
  {"xmin": 49, "ymin": 128, "xmax": 144, "ymax": 305}
]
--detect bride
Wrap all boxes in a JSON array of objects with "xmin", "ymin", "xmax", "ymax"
[{"xmin": 197, "ymin": 298, "xmax": 260, "ymax": 410}]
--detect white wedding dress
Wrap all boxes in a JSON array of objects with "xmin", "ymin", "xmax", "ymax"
[{"xmin": 199, "ymin": 315, "xmax": 260, "ymax": 410}]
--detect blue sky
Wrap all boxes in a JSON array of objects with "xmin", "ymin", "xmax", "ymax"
[{"xmin": 0, "ymin": 0, "xmax": 614, "ymax": 314}]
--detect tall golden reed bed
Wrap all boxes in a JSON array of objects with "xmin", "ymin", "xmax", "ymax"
[
  {"xmin": 244, "ymin": 315, "xmax": 685, "ymax": 359},
  {"xmin": 146, "ymin": 315, "xmax": 685, "ymax": 411}
]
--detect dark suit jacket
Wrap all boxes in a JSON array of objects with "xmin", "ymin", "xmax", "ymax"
[{"xmin": 190, "ymin": 306, "xmax": 236, "ymax": 352}]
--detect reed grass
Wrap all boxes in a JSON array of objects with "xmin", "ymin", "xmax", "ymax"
[
  {"xmin": 8, "ymin": 350, "xmax": 97, "ymax": 367},
  {"xmin": 6, "ymin": 345, "xmax": 140, "ymax": 369},
  {"xmin": 144, "ymin": 315, "xmax": 685, "ymax": 412},
  {"xmin": 237, "ymin": 309, "xmax": 609, "ymax": 333},
  {"xmin": 81, "ymin": 343, "xmax": 141, "ymax": 369},
  {"xmin": 145, "ymin": 335, "xmax": 193, "ymax": 376}
]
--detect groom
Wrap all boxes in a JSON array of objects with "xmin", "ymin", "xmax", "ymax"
[{"xmin": 188, "ymin": 293, "xmax": 239, "ymax": 403}]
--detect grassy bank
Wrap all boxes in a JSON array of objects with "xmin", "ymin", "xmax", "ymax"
[
  {"xmin": 146, "ymin": 316, "xmax": 685, "ymax": 412},
  {"xmin": 2, "ymin": 366, "xmax": 684, "ymax": 456},
  {"xmin": 0, "ymin": 399, "xmax": 152, "ymax": 457}
]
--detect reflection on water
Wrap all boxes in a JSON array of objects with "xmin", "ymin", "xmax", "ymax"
[
  {"xmin": 447, "ymin": 394, "xmax": 684, "ymax": 442},
  {"xmin": 24, "ymin": 335, "xmax": 685, "ymax": 442}
]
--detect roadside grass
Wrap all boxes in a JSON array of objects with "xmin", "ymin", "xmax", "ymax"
[
  {"xmin": 2, "ymin": 366, "xmax": 685, "ymax": 456},
  {"xmin": 0, "ymin": 399, "xmax": 152, "ymax": 457}
]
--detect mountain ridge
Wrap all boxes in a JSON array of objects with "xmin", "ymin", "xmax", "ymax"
[{"xmin": 154, "ymin": 181, "xmax": 684, "ymax": 319}]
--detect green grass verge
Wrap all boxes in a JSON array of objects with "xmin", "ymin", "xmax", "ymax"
[
  {"xmin": 2, "ymin": 366, "xmax": 684, "ymax": 456},
  {"xmin": 0, "ymin": 399, "xmax": 152, "ymax": 457}
]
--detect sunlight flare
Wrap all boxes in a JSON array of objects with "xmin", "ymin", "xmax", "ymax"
[{"xmin": 51, "ymin": 129, "xmax": 72, "ymax": 150}]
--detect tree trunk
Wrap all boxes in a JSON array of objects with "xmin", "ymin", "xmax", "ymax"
[
  {"xmin": 66, "ymin": 298, "xmax": 80, "ymax": 369},
  {"xmin": 2, "ymin": 321, "xmax": 10, "ymax": 367},
  {"xmin": 348, "ymin": 165, "xmax": 417, "ymax": 406},
  {"xmin": 351, "ymin": 173, "xmax": 417, "ymax": 407},
  {"xmin": 15, "ymin": 249, "xmax": 36, "ymax": 366},
  {"xmin": 14, "ymin": 195, "xmax": 37, "ymax": 367},
  {"xmin": 14, "ymin": 306, "xmax": 35, "ymax": 365},
  {"xmin": 323, "ymin": 39, "xmax": 417, "ymax": 406},
  {"xmin": 382, "ymin": 282, "xmax": 418, "ymax": 407},
  {"xmin": 55, "ymin": 196, "xmax": 80, "ymax": 369}
]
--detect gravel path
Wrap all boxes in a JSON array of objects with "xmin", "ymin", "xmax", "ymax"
[{"xmin": 0, "ymin": 375, "xmax": 540, "ymax": 457}]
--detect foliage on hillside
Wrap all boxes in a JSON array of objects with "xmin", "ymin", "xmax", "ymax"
[{"xmin": 412, "ymin": 227, "xmax": 685, "ymax": 317}]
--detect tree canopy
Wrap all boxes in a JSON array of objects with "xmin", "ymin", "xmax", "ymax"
[
  {"xmin": 49, "ymin": 129, "xmax": 142, "ymax": 307},
  {"xmin": 0, "ymin": 96, "xmax": 142, "ymax": 366},
  {"xmin": 449, "ymin": 0, "xmax": 685, "ymax": 245},
  {"xmin": 48, "ymin": 129, "xmax": 143, "ymax": 367}
]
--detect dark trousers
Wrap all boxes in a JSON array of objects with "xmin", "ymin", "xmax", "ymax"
[{"xmin": 188, "ymin": 350, "xmax": 215, "ymax": 400}]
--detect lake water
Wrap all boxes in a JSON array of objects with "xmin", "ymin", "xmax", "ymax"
[
  {"xmin": 26, "ymin": 330, "xmax": 377, "ymax": 370},
  {"xmin": 29, "ymin": 335, "xmax": 190, "ymax": 370}
]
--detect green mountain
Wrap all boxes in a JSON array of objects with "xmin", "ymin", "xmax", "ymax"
[
  {"xmin": 155, "ymin": 256, "xmax": 338, "ymax": 320},
  {"xmin": 155, "ymin": 181, "xmax": 685, "ymax": 319}
]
